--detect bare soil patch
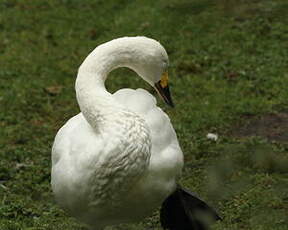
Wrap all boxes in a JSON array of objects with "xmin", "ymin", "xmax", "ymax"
[{"xmin": 232, "ymin": 113, "xmax": 288, "ymax": 142}]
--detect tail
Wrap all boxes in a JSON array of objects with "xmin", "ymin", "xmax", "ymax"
[{"xmin": 160, "ymin": 186, "xmax": 222, "ymax": 230}]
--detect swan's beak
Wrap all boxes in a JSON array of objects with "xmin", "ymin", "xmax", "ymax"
[{"xmin": 154, "ymin": 71, "xmax": 174, "ymax": 107}]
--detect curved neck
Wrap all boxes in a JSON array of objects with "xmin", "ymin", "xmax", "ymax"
[{"xmin": 75, "ymin": 38, "xmax": 144, "ymax": 132}]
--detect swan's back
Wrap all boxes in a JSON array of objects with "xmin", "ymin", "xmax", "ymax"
[{"xmin": 113, "ymin": 88, "xmax": 181, "ymax": 150}]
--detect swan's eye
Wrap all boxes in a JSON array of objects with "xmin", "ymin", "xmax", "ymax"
[{"xmin": 163, "ymin": 60, "xmax": 169, "ymax": 70}]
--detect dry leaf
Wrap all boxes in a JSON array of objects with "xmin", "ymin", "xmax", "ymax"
[{"xmin": 45, "ymin": 85, "xmax": 63, "ymax": 96}]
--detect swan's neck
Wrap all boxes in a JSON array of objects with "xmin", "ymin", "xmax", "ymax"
[{"xmin": 75, "ymin": 38, "xmax": 143, "ymax": 132}]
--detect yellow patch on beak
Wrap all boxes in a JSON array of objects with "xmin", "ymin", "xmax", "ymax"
[
  {"xmin": 160, "ymin": 71, "xmax": 169, "ymax": 88},
  {"xmin": 154, "ymin": 71, "xmax": 174, "ymax": 107}
]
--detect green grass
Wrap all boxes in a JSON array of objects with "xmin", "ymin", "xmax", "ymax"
[{"xmin": 1, "ymin": 0, "xmax": 288, "ymax": 229}]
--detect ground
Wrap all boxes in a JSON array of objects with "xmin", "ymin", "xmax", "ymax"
[{"xmin": 0, "ymin": 0, "xmax": 288, "ymax": 229}]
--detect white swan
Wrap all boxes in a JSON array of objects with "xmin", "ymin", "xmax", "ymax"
[{"xmin": 51, "ymin": 37, "xmax": 220, "ymax": 230}]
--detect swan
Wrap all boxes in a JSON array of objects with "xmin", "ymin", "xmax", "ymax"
[{"xmin": 51, "ymin": 36, "xmax": 220, "ymax": 230}]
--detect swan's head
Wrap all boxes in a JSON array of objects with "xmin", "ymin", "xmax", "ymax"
[
  {"xmin": 79, "ymin": 36, "xmax": 174, "ymax": 107},
  {"xmin": 126, "ymin": 37, "xmax": 174, "ymax": 107}
]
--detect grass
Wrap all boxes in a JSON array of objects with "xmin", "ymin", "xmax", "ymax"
[{"xmin": 1, "ymin": 0, "xmax": 288, "ymax": 229}]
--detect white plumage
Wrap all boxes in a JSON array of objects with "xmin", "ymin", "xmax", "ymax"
[{"xmin": 51, "ymin": 37, "xmax": 184, "ymax": 229}]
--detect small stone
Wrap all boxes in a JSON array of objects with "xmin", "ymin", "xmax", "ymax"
[{"xmin": 207, "ymin": 133, "xmax": 218, "ymax": 141}]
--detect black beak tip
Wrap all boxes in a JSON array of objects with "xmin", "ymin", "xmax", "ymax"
[
  {"xmin": 167, "ymin": 99, "xmax": 175, "ymax": 108},
  {"xmin": 154, "ymin": 82, "xmax": 175, "ymax": 108}
]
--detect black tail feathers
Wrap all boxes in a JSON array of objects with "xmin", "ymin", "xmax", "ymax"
[{"xmin": 160, "ymin": 186, "xmax": 221, "ymax": 230}]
